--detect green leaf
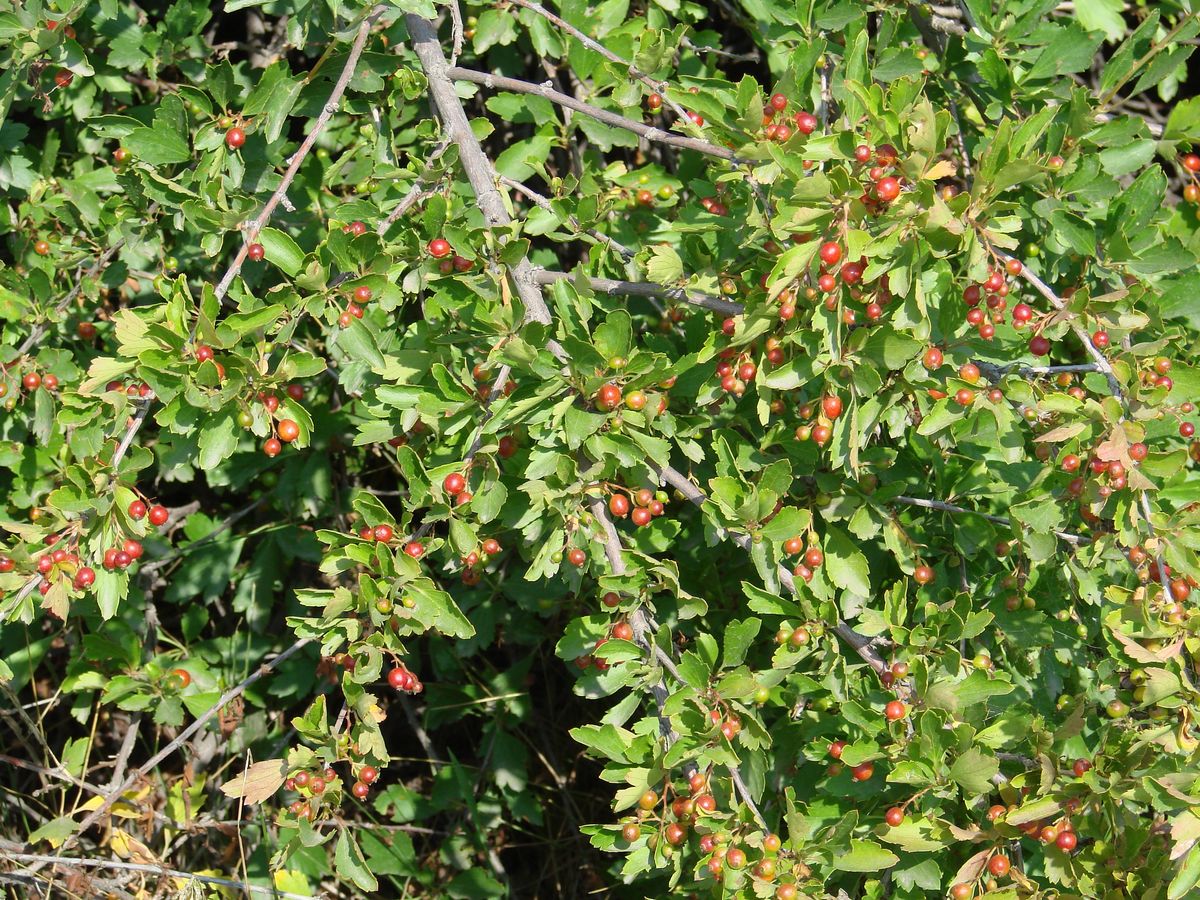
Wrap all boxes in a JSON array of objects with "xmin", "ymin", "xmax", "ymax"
[
  {"xmin": 645, "ymin": 245, "xmax": 683, "ymax": 284},
  {"xmin": 28, "ymin": 816, "xmax": 77, "ymax": 848},
  {"xmin": 243, "ymin": 62, "xmax": 304, "ymax": 143},
  {"xmin": 1028, "ymin": 23, "xmax": 1104, "ymax": 80},
  {"xmin": 722, "ymin": 618, "xmax": 761, "ymax": 669},
  {"xmin": 257, "ymin": 227, "xmax": 305, "ymax": 276},
  {"xmin": 593, "ymin": 310, "xmax": 632, "ymax": 361},
  {"xmin": 198, "ymin": 411, "xmax": 240, "ymax": 470},
  {"xmin": 1170, "ymin": 842, "xmax": 1200, "ymax": 899},
  {"xmin": 338, "ymin": 320, "xmax": 385, "ymax": 370},
  {"xmin": 123, "ymin": 125, "xmax": 191, "ymax": 166},
  {"xmin": 335, "ymin": 827, "xmax": 378, "ymax": 892},
  {"xmin": 832, "ymin": 839, "xmax": 900, "ymax": 872},
  {"xmin": 1007, "ymin": 796, "xmax": 1061, "ymax": 826},
  {"xmin": 949, "ymin": 747, "xmax": 999, "ymax": 795},
  {"xmin": 823, "ymin": 524, "xmax": 870, "ymax": 596}
]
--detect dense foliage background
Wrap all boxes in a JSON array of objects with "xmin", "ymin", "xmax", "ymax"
[{"xmin": 2, "ymin": 0, "xmax": 1200, "ymax": 896}]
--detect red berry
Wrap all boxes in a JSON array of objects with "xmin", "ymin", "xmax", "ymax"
[
  {"xmin": 819, "ymin": 242, "xmax": 842, "ymax": 266},
  {"xmin": 822, "ymin": 395, "xmax": 843, "ymax": 419},
  {"xmin": 247, "ymin": 243, "xmax": 265, "ymax": 261},
  {"xmin": 1092, "ymin": 330, "xmax": 1110, "ymax": 348},
  {"xmin": 609, "ymin": 493, "xmax": 630, "ymax": 518},
  {"xmin": 829, "ymin": 740, "xmax": 846, "ymax": 759},
  {"xmin": 596, "ymin": 382, "xmax": 622, "ymax": 410},
  {"xmin": 128, "ymin": 500, "xmax": 147, "ymax": 520},
  {"xmin": 443, "ymin": 472, "xmax": 466, "ymax": 495},
  {"xmin": 794, "ymin": 111, "xmax": 816, "ymax": 134},
  {"xmin": 1056, "ymin": 830, "xmax": 1077, "ymax": 851},
  {"xmin": 922, "ymin": 347, "xmax": 943, "ymax": 369},
  {"xmin": 1182, "ymin": 422, "xmax": 1195, "ymax": 438},
  {"xmin": 769, "ymin": 92, "xmax": 787, "ymax": 111},
  {"xmin": 351, "ymin": 781, "xmax": 370, "ymax": 799},
  {"xmin": 1029, "ymin": 335, "xmax": 1051, "ymax": 356},
  {"xmin": 646, "ymin": 93, "xmax": 662, "ymax": 110},
  {"xmin": 885, "ymin": 700, "xmax": 906, "ymax": 720},
  {"xmin": 428, "ymin": 238, "xmax": 452, "ymax": 258},
  {"xmin": 373, "ymin": 524, "xmax": 393, "ymax": 543},
  {"xmin": 884, "ymin": 806, "xmax": 903, "ymax": 826},
  {"xmin": 225, "ymin": 127, "xmax": 246, "ymax": 149},
  {"xmin": 1184, "ymin": 154, "xmax": 1200, "ymax": 173},
  {"xmin": 54, "ymin": 69, "xmax": 73, "ymax": 88},
  {"xmin": 354, "ymin": 285, "xmax": 373, "ymax": 303},
  {"xmin": 850, "ymin": 761, "xmax": 874, "ymax": 781},
  {"xmin": 148, "ymin": 505, "xmax": 169, "ymax": 526},
  {"xmin": 263, "ymin": 438, "xmax": 282, "ymax": 457},
  {"xmin": 913, "ymin": 564, "xmax": 934, "ymax": 585},
  {"xmin": 988, "ymin": 854, "xmax": 1010, "ymax": 877},
  {"xmin": 23, "ymin": 373, "xmax": 41, "ymax": 390},
  {"xmin": 74, "ymin": 567, "xmax": 95, "ymax": 588},
  {"xmin": 1129, "ymin": 442, "xmax": 1148, "ymax": 461},
  {"xmin": 568, "ymin": 548, "xmax": 587, "ymax": 567},
  {"xmin": 875, "ymin": 177, "xmax": 900, "ymax": 202},
  {"xmin": 404, "ymin": 541, "xmax": 424, "ymax": 558}
]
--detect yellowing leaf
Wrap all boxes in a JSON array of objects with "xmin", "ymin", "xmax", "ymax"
[
  {"xmin": 1034, "ymin": 422, "xmax": 1086, "ymax": 443},
  {"xmin": 78, "ymin": 793, "xmax": 143, "ymax": 819},
  {"xmin": 111, "ymin": 829, "xmax": 158, "ymax": 865},
  {"xmin": 220, "ymin": 758, "xmax": 288, "ymax": 805},
  {"xmin": 1110, "ymin": 628, "xmax": 1183, "ymax": 664},
  {"xmin": 922, "ymin": 159, "xmax": 957, "ymax": 181}
]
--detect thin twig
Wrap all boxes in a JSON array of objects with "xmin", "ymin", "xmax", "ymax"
[
  {"xmin": 975, "ymin": 362, "xmax": 1100, "ymax": 377},
  {"xmin": 0, "ymin": 853, "xmax": 312, "ymax": 899},
  {"xmin": 727, "ymin": 763, "xmax": 768, "ymax": 830},
  {"xmin": 109, "ymin": 400, "xmax": 152, "ymax": 471},
  {"xmin": 893, "ymin": 495, "xmax": 1089, "ymax": 545},
  {"xmin": 448, "ymin": 0, "xmax": 465, "ymax": 68},
  {"xmin": 378, "ymin": 138, "xmax": 452, "ymax": 236},
  {"xmin": 586, "ymin": 496, "xmax": 682, "ymax": 753},
  {"xmin": 997, "ymin": 254, "xmax": 1122, "ymax": 398},
  {"xmin": 499, "ymin": 177, "xmax": 634, "ymax": 258},
  {"xmin": 532, "ymin": 269, "xmax": 743, "ymax": 315},
  {"xmin": 995, "ymin": 249, "xmax": 1175, "ymax": 607},
  {"xmin": 507, "ymin": 0, "xmax": 700, "ymax": 132},
  {"xmin": 57, "ymin": 638, "xmax": 312, "ymax": 853},
  {"xmin": 447, "ymin": 67, "xmax": 738, "ymax": 163},
  {"xmin": 409, "ymin": 19, "xmax": 555, "ymax": 325},
  {"xmin": 212, "ymin": 5, "xmax": 386, "ymax": 304},
  {"xmin": 652, "ymin": 463, "xmax": 887, "ymax": 673},
  {"xmin": 680, "ymin": 36, "xmax": 760, "ymax": 62}
]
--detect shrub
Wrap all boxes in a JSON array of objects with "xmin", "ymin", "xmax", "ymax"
[{"xmin": 2, "ymin": 0, "xmax": 1200, "ymax": 897}]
